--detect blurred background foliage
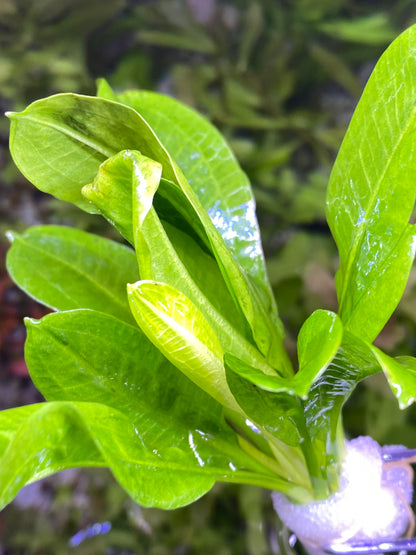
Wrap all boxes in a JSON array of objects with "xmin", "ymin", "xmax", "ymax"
[{"xmin": 1, "ymin": 0, "xmax": 416, "ymax": 553}]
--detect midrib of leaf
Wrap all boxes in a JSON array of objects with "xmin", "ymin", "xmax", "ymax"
[
  {"xmin": 140, "ymin": 296, "xmax": 221, "ymax": 361},
  {"xmin": 17, "ymin": 114, "xmax": 115, "ymax": 158},
  {"xmin": 338, "ymin": 101, "xmax": 416, "ymax": 316},
  {"xmin": 25, "ymin": 240, "xmax": 130, "ymax": 316}
]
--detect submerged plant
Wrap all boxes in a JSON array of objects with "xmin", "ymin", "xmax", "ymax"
[{"xmin": 3, "ymin": 23, "xmax": 416, "ymax": 552}]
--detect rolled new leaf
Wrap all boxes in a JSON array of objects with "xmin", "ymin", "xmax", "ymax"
[
  {"xmin": 84, "ymin": 150, "xmax": 268, "ymax": 367},
  {"xmin": 127, "ymin": 280, "xmax": 241, "ymax": 412},
  {"xmin": 97, "ymin": 80, "xmax": 271, "ymax": 302},
  {"xmin": 82, "ymin": 150, "xmax": 162, "ymax": 245}
]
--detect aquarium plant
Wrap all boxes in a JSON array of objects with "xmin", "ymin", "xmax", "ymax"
[{"xmin": 3, "ymin": 23, "xmax": 416, "ymax": 553}]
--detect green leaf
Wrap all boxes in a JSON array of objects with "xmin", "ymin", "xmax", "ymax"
[
  {"xmin": 8, "ymin": 91, "xmax": 290, "ymax": 373},
  {"xmin": 98, "ymin": 85, "xmax": 267, "ymax": 285},
  {"xmin": 296, "ymin": 310, "xmax": 343, "ymax": 397},
  {"xmin": 127, "ymin": 281, "xmax": 240, "ymax": 411},
  {"xmin": 84, "ymin": 149, "xmax": 275, "ymax": 374},
  {"xmin": 303, "ymin": 332, "xmax": 381, "ymax": 489},
  {"xmin": 82, "ymin": 150, "xmax": 162, "ymax": 245},
  {"xmin": 6, "ymin": 225, "xmax": 138, "ymax": 325},
  {"xmin": 0, "ymin": 401, "xmax": 219, "ymax": 510},
  {"xmin": 371, "ymin": 351, "xmax": 416, "ymax": 409},
  {"xmin": 0, "ymin": 405, "xmax": 40, "ymax": 457},
  {"xmin": 224, "ymin": 310, "xmax": 342, "ymax": 399},
  {"xmin": 318, "ymin": 14, "xmax": 396, "ymax": 46},
  {"xmin": 19, "ymin": 310, "xmax": 295, "ymax": 506},
  {"xmin": 25, "ymin": 309, "xmax": 227, "ymax": 432},
  {"xmin": 224, "ymin": 361, "xmax": 314, "ymax": 493},
  {"xmin": 0, "ymin": 400, "xmax": 296, "ymax": 510},
  {"xmin": 326, "ymin": 25, "xmax": 416, "ymax": 343},
  {"xmin": 6, "ymin": 94, "xmax": 156, "ymax": 212},
  {"xmin": 100, "ymin": 85, "xmax": 291, "ymax": 373},
  {"xmin": 0, "ymin": 402, "xmax": 105, "ymax": 510}
]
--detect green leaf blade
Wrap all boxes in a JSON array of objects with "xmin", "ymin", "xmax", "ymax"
[
  {"xmin": 101, "ymin": 86, "xmax": 291, "ymax": 373},
  {"xmin": 326, "ymin": 25, "xmax": 416, "ymax": 342},
  {"xmin": 127, "ymin": 281, "xmax": 240, "ymax": 411},
  {"xmin": 108, "ymin": 88, "xmax": 269, "ymax": 287},
  {"xmin": 372, "ymin": 351, "xmax": 416, "ymax": 409},
  {"xmin": 6, "ymin": 225, "xmax": 139, "ymax": 325},
  {"xmin": 295, "ymin": 310, "xmax": 343, "ymax": 397}
]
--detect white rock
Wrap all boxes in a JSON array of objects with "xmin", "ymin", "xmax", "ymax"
[{"xmin": 272, "ymin": 436, "xmax": 413, "ymax": 551}]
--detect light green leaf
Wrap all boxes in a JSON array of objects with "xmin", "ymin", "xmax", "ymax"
[
  {"xmin": 326, "ymin": 25, "xmax": 416, "ymax": 342},
  {"xmin": 6, "ymin": 225, "xmax": 138, "ymax": 325},
  {"xmin": 371, "ymin": 350, "xmax": 416, "ymax": 409},
  {"xmin": 0, "ymin": 402, "xmax": 105, "ymax": 510},
  {"xmin": 15, "ymin": 310, "xmax": 294, "ymax": 507},
  {"xmin": 224, "ymin": 311, "xmax": 342, "ymax": 399},
  {"xmin": 127, "ymin": 280, "xmax": 240, "ymax": 411},
  {"xmin": 0, "ymin": 401, "xmax": 295, "ymax": 510},
  {"xmin": 0, "ymin": 405, "xmax": 40, "ymax": 457},
  {"xmin": 6, "ymin": 94, "xmax": 160, "ymax": 212},
  {"xmin": 84, "ymin": 149, "xmax": 274, "ymax": 373},
  {"xmin": 303, "ymin": 332, "xmax": 381, "ymax": 490},
  {"xmin": 296, "ymin": 310, "xmax": 343, "ymax": 397},
  {"xmin": 82, "ymin": 150, "xmax": 162, "ymax": 245},
  {"xmin": 101, "ymin": 85, "xmax": 291, "ymax": 373},
  {"xmin": 8, "ymin": 91, "xmax": 290, "ymax": 373},
  {"xmin": 224, "ymin": 361, "xmax": 316, "ymax": 494},
  {"xmin": 0, "ymin": 401, "xmax": 222, "ymax": 510},
  {"xmin": 25, "ymin": 309, "xmax": 228, "ymax": 434},
  {"xmin": 25, "ymin": 309, "xmax": 269, "ymax": 478},
  {"xmin": 318, "ymin": 14, "xmax": 396, "ymax": 46},
  {"xmin": 99, "ymin": 84, "xmax": 268, "ymax": 289}
]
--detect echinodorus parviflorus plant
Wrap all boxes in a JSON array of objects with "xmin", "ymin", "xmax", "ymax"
[{"xmin": 3, "ymin": 23, "xmax": 416, "ymax": 554}]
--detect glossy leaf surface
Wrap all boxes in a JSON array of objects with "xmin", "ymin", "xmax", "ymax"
[
  {"xmin": 99, "ymin": 84, "xmax": 290, "ymax": 373},
  {"xmin": 127, "ymin": 281, "xmax": 240, "ymax": 410},
  {"xmin": 0, "ymin": 401, "xmax": 221, "ymax": 510},
  {"xmin": 7, "ymin": 94, "xmax": 154, "ymax": 211},
  {"xmin": 326, "ymin": 25, "xmax": 416, "ymax": 342},
  {"xmin": 296, "ymin": 310, "xmax": 343, "ymax": 397},
  {"xmin": 6, "ymin": 226, "xmax": 138, "ymax": 325},
  {"xmin": 8, "ymin": 91, "xmax": 289, "ymax": 373},
  {"xmin": 85, "ymin": 149, "xmax": 272, "ymax": 372},
  {"xmin": 224, "ymin": 310, "xmax": 342, "ymax": 399},
  {"xmin": 303, "ymin": 332, "xmax": 381, "ymax": 489},
  {"xmin": 371, "ymin": 350, "xmax": 416, "ymax": 409},
  {"xmin": 23, "ymin": 310, "xmax": 285, "ymax": 507},
  {"xmin": 98, "ymin": 82, "xmax": 270, "ymax": 292},
  {"xmin": 82, "ymin": 150, "xmax": 162, "ymax": 245}
]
